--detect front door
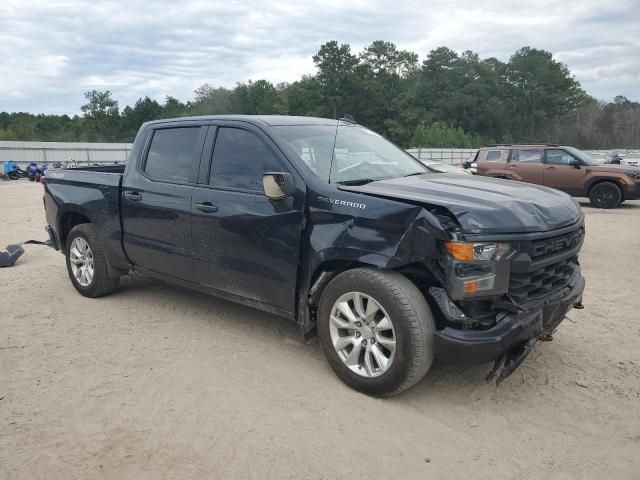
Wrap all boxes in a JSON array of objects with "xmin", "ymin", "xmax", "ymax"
[
  {"xmin": 121, "ymin": 124, "xmax": 207, "ymax": 281},
  {"xmin": 506, "ymin": 149, "xmax": 544, "ymax": 184},
  {"xmin": 543, "ymin": 149, "xmax": 586, "ymax": 194},
  {"xmin": 190, "ymin": 125, "xmax": 305, "ymax": 314}
]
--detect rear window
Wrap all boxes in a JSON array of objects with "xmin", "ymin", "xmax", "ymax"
[
  {"xmin": 144, "ymin": 127, "xmax": 202, "ymax": 183},
  {"xmin": 485, "ymin": 150, "xmax": 503, "ymax": 161}
]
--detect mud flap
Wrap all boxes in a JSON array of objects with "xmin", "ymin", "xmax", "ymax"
[{"xmin": 485, "ymin": 338, "xmax": 536, "ymax": 385}]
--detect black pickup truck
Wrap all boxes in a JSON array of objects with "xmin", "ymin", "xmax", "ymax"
[{"xmin": 43, "ymin": 115, "xmax": 585, "ymax": 395}]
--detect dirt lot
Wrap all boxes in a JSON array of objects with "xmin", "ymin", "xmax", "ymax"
[{"xmin": 1, "ymin": 180, "xmax": 639, "ymax": 480}]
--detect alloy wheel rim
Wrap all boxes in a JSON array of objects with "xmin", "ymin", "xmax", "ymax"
[
  {"xmin": 69, "ymin": 237, "xmax": 95, "ymax": 287},
  {"xmin": 329, "ymin": 292, "xmax": 396, "ymax": 378}
]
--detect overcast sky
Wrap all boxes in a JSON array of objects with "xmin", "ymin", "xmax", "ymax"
[{"xmin": 1, "ymin": 0, "xmax": 639, "ymax": 115}]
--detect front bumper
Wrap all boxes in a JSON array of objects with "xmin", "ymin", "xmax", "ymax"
[
  {"xmin": 433, "ymin": 272, "xmax": 585, "ymax": 364},
  {"xmin": 623, "ymin": 184, "xmax": 640, "ymax": 200}
]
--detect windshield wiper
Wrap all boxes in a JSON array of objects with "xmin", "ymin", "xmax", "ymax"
[{"xmin": 403, "ymin": 171, "xmax": 428, "ymax": 177}]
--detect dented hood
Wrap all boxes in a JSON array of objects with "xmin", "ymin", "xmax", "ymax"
[{"xmin": 341, "ymin": 174, "xmax": 582, "ymax": 235}]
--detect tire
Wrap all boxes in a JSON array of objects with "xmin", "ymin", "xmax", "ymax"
[
  {"xmin": 65, "ymin": 224, "xmax": 119, "ymax": 297},
  {"xmin": 317, "ymin": 267, "xmax": 434, "ymax": 396},
  {"xmin": 589, "ymin": 182, "xmax": 622, "ymax": 209}
]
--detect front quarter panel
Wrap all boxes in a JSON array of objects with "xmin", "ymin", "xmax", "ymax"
[{"xmin": 305, "ymin": 187, "xmax": 447, "ymax": 271}]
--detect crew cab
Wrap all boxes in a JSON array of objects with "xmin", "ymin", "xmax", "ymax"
[{"xmin": 42, "ymin": 116, "xmax": 586, "ymax": 395}]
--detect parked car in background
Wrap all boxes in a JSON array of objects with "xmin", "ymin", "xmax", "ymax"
[
  {"xmin": 421, "ymin": 160, "xmax": 471, "ymax": 175},
  {"xmin": 462, "ymin": 160, "xmax": 477, "ymax": 174},
  {"xmin": 472, "ymin": 144, "xmax": 640, "ymax": 208},
  {"xmin": 620, "ymin": 156, "xmax": 640, "ymax": 168}
]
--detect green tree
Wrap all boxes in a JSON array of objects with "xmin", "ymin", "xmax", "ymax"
[
  {"xmin": 80, "ymin": 90, "xmax": 120, "ymax": 141},
  {"xmin": 313, "ymin": 41, "xmax": 359, "ymax": 118}
]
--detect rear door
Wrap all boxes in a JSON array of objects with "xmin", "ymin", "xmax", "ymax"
[
  {"xmin": 476, "ymin": 149, "xmax": 507, "ymax": 176},
  {"xmin": 121, "ymin": 123, "xmax": 207, "ymax": 281},
  {"xmin": 543, "ymin": 149, "xmax": 586, "ymax": 194},
  {"xmin": 190, "ymin": 123, "xmax": 305, "ymax": 314},
  {"xmin": 507, "ymin": 149, "xmax": 544, "ymax": 184}
]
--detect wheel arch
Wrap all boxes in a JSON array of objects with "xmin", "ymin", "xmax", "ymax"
[
  {"xmin": 586, "ymin": 177, "xmax": 624, "ymax": 198},
  {"xmin": 300, "ymin": 254, "xmax": 442, "ymax": 339},
  {"xmin": 58, "ymin": 207, "xmax": 93, "ymax": 250}
]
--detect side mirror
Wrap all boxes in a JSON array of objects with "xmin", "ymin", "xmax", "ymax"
[
  {"xmin": 570, "ymin": 159, "xmax": 581, "ymax": 168},
  {"xmin": 263, "ymin": 172, "xmax": 295, "ymax": 200},
  {"xmin": 462, "ymin": 161, "xmax": 471, "ymax": 169}
]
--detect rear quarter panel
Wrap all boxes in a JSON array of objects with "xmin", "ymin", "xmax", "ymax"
[{"xmin": 44, "ymin": 170, "xmax": 130, "ymax": 271}]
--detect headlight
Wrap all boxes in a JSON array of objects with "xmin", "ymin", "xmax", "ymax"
[
  {"xmin": 445, "ymin": 241, "xmax": 511, "ymax": 261},
  {"xmin": 442, "ymin": 241, "xmax": 513, "ymax": 299},
  {"xmin": 626, "ymin": 171, "xmax": 640, "ymax": 182}
]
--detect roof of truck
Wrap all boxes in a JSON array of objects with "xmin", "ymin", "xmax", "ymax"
[{"xmin": 145, "ymin": 115, "xmax": 340, "ymax": 127}]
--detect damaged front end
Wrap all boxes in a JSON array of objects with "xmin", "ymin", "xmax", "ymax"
[{"xmin": 423, "ymin": 218, "xmax": 586, "ymax": 383}]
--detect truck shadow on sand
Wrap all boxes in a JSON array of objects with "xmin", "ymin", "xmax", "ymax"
[{"xmin": 114, "ymin": 275, "xmax": 547, "ymax": 400}]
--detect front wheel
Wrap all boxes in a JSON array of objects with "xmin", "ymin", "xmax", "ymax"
[
  {"xmin": 65, "ymin": 224, "xmax": 119, "ymax": 297},
  {"xmin": 317, "ymin": 267, "xmax": 434, "ymax": 396},
  {"xmin": 589, "ymin": 182, "xmax": 622, "ymax": 209}
]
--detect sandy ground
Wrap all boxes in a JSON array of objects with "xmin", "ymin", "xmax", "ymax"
[{"xmin": 0, "ymin": 179, "xmax": 639, "ymax": 480}]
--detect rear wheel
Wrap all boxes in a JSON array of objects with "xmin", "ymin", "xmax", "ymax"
[
  {"xmin": 65, "ymin": 224, "xmax": 119, "ymax": 297},
  {"xmin": 317, "ymin": 267, "xmax": 434, "ymax": 396},
  {"xmin": 589, "ymin": 182, "xmax": 622, "ymax": 209}
]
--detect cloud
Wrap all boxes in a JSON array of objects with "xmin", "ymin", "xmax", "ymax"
[{"xmin": 0, "ymin": 0, "xmax": 638, "ymax": 114}]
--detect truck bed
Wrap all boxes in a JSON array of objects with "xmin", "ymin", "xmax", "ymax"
[{"xmin": 44, "ymin": 165, "xmax": 130, "ymax": 272}]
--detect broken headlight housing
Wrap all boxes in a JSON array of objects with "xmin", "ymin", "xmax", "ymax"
[{"xmin": 442, "ymin": 241, "xmax": 514, "ymax": 300}]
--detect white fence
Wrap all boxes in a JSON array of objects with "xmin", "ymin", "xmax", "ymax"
[
  {"xmin": 0, "ymin": 141, "xmax": 632, "ymax": 170},
  {"xmin": 407, "ymin": 148, "xmax": 477, "ymax": 165},
  {"xmin": 0, "ymin": 141, "xmax": 132, "ymax": 169}
]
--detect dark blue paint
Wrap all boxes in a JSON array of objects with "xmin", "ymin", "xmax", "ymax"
[{"xmin": 43, "ymin": 115, "xmax": 585, "ymax": 339}]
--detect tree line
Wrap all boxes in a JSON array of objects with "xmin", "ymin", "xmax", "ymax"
[{"xmin": 1, "ymin": 41, "xmax": 639, "ymax": 149}]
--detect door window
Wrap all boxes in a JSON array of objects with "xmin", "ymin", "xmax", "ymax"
[
  {"xmin": 210, "ymin": 128, "xmax": 284, "ymax": 192},
  {"xmin": 546, "ymin": 149, "xmax": 576, "ymax": 165},
  {"xmin": 512, "ymin": 149, "xmax": 543, "ymax": 164},
  {"xmin": 144, "ymin": 127, "xmax": 202, "ymax": 183}
]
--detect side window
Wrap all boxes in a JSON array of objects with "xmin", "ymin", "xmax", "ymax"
[
  {"xmin": 546, "ymin": 149, "xmax": 575, "ymax": 165},
  {"xmin": 210, "ymin": 128, "xmax": 284, "ymax": 191},
  {"xmin": 512, "ymin": 149, "xmax": 542, "ymax": 164},
  {"xmin": 484, "ymin": 150, "xmax": 503, "ymax": 161},
  {"xmin": 144, "ymin": 127, "xmax": 202, "ymax": 183}
]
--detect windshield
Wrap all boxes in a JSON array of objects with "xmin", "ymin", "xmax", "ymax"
[
  {"xmin": 565, "ymin": 146, "xmax": 602, "ymax": 166},
  {"xmin": 273, "ymin": 123, "xmax": 428, "ymax": 183}
]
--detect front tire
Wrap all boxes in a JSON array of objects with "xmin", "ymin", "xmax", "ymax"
[
  {"xmin": 589, "ymin": 182, "xmax": 622, "ymax": 209},
  {"xmin": 317, "ymin": 267, "xmax": 434, "ymax": 396},
  {"xmin": 65, "ymin": 224, "xmax": 119, "ymax": 297}
]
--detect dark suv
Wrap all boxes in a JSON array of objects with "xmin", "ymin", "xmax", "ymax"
[{"xmin": 472, "ymin": 144, "xmax": 640, "ymax": 208}]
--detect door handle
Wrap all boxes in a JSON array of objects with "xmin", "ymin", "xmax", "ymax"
[
  {"xmin": 546, "ymin": 166, "xmax": 557, "ymax": 170},
  {"xmin": 194, "ymin": 202, "xmax": 218, "ymax": 213},
  {"xmin": 124, "ymin": 192, "xmax": 142, "ymax": 202}
]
